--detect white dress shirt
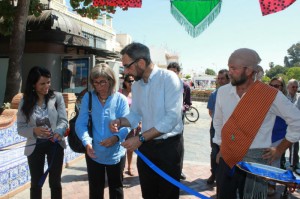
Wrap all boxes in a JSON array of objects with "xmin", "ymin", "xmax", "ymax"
[
  {"xmin": 126, "ymin": 65, "xmax": 183, "ymax": 139},
  {"xmin": 213, "ymin": 83, "xmax": 300, "ymax": 148}
]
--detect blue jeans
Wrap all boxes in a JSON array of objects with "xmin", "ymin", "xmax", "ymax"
[{"xmin": 27, "ymin": 139, "xmax": 64, "ymax": 199}]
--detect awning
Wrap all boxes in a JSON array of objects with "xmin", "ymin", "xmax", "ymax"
[{"xmin": 65, "ymin": 44, "xmax": 120, "ymax": 59}]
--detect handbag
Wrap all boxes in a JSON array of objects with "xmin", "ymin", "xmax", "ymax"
[{"xmin": 68, "ymin": 91, "xmax": 93, "ymax": 153}]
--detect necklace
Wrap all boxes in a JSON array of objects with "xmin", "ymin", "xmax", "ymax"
[{"xmin": 99, "ymin": 96, "xmax": 108, "ymax": 103}]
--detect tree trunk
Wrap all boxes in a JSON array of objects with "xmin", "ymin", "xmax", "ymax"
[{"xmin": 3, "ymin": 0, "xmax": 31, "ymax": 103}]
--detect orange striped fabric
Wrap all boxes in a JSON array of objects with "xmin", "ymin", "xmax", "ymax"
[{"xmin": 221, "ymin": 81, "xmax": 278, "ymax": 168}]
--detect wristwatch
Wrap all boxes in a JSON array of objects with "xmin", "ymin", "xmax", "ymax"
[{"xmin": 139, "ymin": 133, "xmax": 146, "ymax": 143}]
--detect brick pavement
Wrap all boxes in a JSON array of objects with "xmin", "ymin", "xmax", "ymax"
[{"xmin": 8, "ymin": 102, "xmax": 300, "ymax": 199}]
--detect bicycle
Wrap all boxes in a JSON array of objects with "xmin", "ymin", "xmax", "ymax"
[{"xmin": 184, "ymin": 106, "xmax": 199, "ymax": 122}]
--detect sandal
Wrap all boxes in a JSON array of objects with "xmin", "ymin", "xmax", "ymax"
[{"xmin": 125, "ymin": 168, "xmax": 135, "ymax": 176}]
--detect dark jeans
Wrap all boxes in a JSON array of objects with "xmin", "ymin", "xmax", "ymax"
[
  {"xmin": 181, "ymin": 113, "xmax": 185, "ymax": 172},
  {"xmin": 85, "ymin": 154, "xmax": 125, "ymax": 199},
  {"xmin": 210, "ymin": 122, "xmax": 219, "ymax": 177},
  {"xmin": 137, "ymin": 134, "xmax": 183, "ymax": 199},
  {"xmin": 216, "ymin": 158, "xmax": 246, "ymax": 199},
  {"xmin": 27, "ymin": 139, "xmax": 64, "ymax": 199}
]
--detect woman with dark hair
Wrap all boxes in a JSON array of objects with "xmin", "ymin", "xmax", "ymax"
[
  {"xmin": 17, "ymin": 66, "xmax": 68, "ymax": 199},
  {"xmin": 119, "ymin": 74, "xmax": 141, "ymax": 176},
  {"xmin": 76, "ymin": 63, "xmax": 130, "ymax": 199}
]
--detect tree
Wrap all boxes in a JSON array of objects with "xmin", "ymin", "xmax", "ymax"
[
  {"xmin": 0, "ymin": 0, "xmax": 42, "ymax": 36},
  {"xmin": 185, "ymin": 74, "xmax": 191, "ymax": 79},
  {"xmin": 0, "ymin": 0, "xmax": 130, "ymax": 103},
  {"xmin": 284, "ymin": 56, "xmax": 291, "ymax": 67},
  {"xmin": 205, "ymin": 68, "xmax": 216, "ymax": 76},
  {"xmin": 261, "ymin": 76, "xmax": 270, "ymax": 84},
  {"xmin": 1, "ymin": 0, "xmax": 43, "ymax": 103},
  {"xmin": 287, "ymin": 42, "xmax": 300, "ymax": 67},
  {"xmin": 265, "ymin": 65, "xmax": 287, "ymax": 79},
  {"xmin": 269, "ymin": 62, "xmax": 274, "ymax": 69},
  {"xmin": 286, "ymin": 67, "xmax": 300, "ymax": 80}
]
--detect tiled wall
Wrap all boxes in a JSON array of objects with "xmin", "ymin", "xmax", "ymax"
[
  {"xmin": 0, "ymin": 122, "xmax": 26, "ymax": 148},
  {"xmin": 0, "ymin": 122, "xmax": 83, "ymax": 197}
]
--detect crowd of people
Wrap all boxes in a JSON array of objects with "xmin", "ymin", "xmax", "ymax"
[{"xmin": 16, "ymin": 43, "xmax": 300, "ymax": 199}]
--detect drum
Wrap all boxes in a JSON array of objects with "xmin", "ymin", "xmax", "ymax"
[{"xmin": 237, "ymin": 161, "xmax": 300, "ymax": 187}]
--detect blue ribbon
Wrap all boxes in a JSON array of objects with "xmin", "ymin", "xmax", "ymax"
[
  {"xmin": 0, "ymin": 139, "xmax": 54, "ymax": 151},
  {"xmin": 134, "ymin": 150, "xmax": 211, "ymax": 199},
  {"xmin": 237, "ymin": 161, "xmax": 300, "ymax": 184}
]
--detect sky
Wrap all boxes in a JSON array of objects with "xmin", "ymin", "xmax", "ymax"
[{"xmin": 109, "ymin": 0, "xmax": 300, "ymax": 74}]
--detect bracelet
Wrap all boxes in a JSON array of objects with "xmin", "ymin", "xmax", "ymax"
[
  {"xmin": 118, "ymin": 118, "xmax": 122, "ymax": 127},
  {"xmin": 114, "ymin": 135, "xmax": 120, "ymax": 141}
]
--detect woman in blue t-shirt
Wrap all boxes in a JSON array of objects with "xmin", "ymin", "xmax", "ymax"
[{"xmin": 268, "ymin": 77, "xmax": 288, "ymax": 195}]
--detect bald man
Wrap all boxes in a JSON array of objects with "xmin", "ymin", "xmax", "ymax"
[{"xmin": 213, "ymin": 48, "xmax": 300, "ymax": 199}]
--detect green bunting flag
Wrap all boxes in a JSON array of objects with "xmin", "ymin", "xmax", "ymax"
[{"xmin": 171, "ymin": 0, "xmax": 222, "ymax": 38}]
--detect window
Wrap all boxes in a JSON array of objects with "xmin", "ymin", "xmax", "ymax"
[{"xmin": 62, "ymin": 58, "xmax": 89, "ymax": 98}]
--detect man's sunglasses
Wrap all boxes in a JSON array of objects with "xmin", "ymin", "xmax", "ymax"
[
  {"xmin": 126, "ymin": 80, "xmax": 134, "ymax": 83},
  {"xmin": 123, "ymin": 59, "xmax": 139, "ymax": 69}
]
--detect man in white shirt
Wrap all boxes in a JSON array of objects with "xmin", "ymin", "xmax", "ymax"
[
  {"xmin": 206, "ymin": 69, "xmax": 230, "ymax": 184},
  {"xmin": 213, "ymin": 48, "xmax": 300, "ymax": 199},
  {"xmin": 110, "ymin": 42, "xmax": 183, "ymax": 199},
  {"xmin": 286, "ymin": 79, "xmax": 300, "ymax": 171}
]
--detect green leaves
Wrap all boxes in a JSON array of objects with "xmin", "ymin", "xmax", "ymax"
[
  {"xmin": 0, "ymin": 0, "xmax": 15, "ymax": 36},
  {"xmin": 70, "ymin": 0, "xmax": 117, "ymax": 19},
  {"xmin": 0, "ymin": 0, "xmax": 42, "ymax": 36}
]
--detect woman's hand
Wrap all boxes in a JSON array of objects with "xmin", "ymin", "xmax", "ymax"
[
  {"xmin": 49, "ymin": 133, "xmax": 62, "ymax": 142},
  {"xmin": 33, "ymin": 127, "xmax": 51, "ymax": 138},
  {"xmin": 100, "ymin": 136, "xmax": 119, "ymax": 147},
  {"xmin": 109, "ymin": 119, "xmax": 121, "ymax": 132},
  {"xmin": 86, "ymin": 144, "xmax": 97, "ymax": 158},
  {"xmin": 262, "ymin": 147, "xmax": 281, "ymax": 164},
  {"xmin": 136, "ymin": 122, "xmax": 142, "ymax": 133}
]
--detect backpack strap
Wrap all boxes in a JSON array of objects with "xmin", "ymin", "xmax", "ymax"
[{"xmin": 88, "ymin": 91, "xmax": 93, "ymax": 138}]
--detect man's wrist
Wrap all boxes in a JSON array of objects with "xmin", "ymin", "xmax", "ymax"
[
  {"xmin": 138, "ymin": 133, "xmax": 146, "ymax": 143},
  {"xmin": 118, "ymin": 118, "xmax": 122, "ymax": 127},
  {"xmin": 114, "ymin": 135, "xmax": 120, "ymax": 142}
]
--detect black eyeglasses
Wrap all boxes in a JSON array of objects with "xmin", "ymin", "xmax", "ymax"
[
  {"xmin": 93, "ymin": 80, "xmax": 108, "ymax": 86},
  {"xmin": 126, "ymin": 80, "xmax": 134, "ymax": 83},
  {"xmin": 123, "ymin": 59, "xmax": 138, "ymax": 69},
  {"xmin": 270, "ymin": 84, "xmax": 282, "ymax": 89}
]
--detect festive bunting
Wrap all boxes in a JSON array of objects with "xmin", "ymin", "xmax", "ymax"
[
  {"xmin": 93, "ymin": 0, "xmax": 142, "ymax": 8},
  {"xmin": 259, "ymin": 0, "xmax": 296, "ymax": 16},
  {"xmin": 171, "ymin": 0, "xmax": 222, "ymax": 38}
]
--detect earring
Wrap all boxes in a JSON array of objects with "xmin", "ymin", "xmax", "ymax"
[{"xmin": 32, "ymin": 88, "xmax": 35, "ymax": 92}]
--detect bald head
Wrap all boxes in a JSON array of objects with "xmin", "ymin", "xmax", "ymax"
[{"xmin": 228, "ymin": 48, "xmax": 261, "ymax": 72}]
